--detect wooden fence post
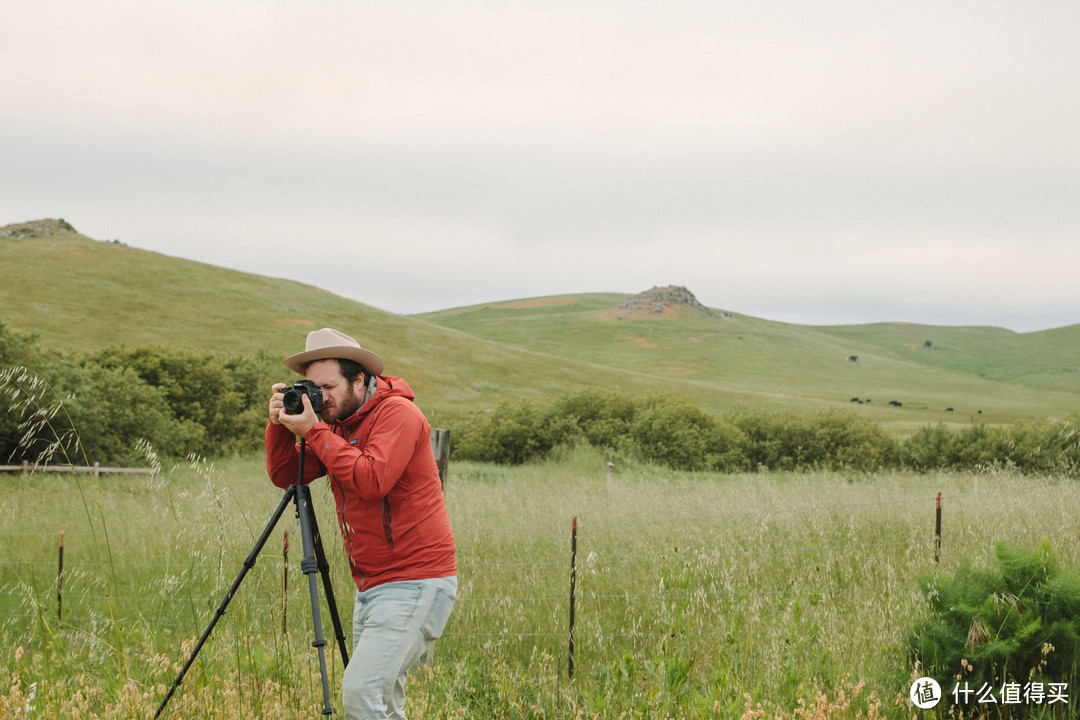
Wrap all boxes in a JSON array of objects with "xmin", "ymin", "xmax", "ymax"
[
  {"xmin": 934, "ymin": 492, "xmax": 942, "ymax": 564},
  {"xmin": 58, "ymin": 532, "xmax": 64, "ymax": 622},
  {"xmin": 282, "ymin": 531, "xmax": 289, "ymax": 634},
  {"xmin": 430, "ymin": 429, "xmax": 450, "ymax": 492},
  {"xmin": 568, "ymin": 516, "xmax": 578, "ymax": 680}
]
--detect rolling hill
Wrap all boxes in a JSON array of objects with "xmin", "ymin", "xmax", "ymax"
[
  {"xmin": 3, "ymin": 219, "xmax": 1078, "ymax": 433},
  {"xmin": 413, "ymin": 287, "xmax": 1080, "ymax": 433}
]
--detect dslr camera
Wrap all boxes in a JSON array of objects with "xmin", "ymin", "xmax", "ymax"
[{"xmin": 281, "ymin": 379, "xmax": 324, "ymax": 415}]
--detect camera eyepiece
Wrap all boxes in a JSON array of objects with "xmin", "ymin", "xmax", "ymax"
[{"xmin": 282, "ymin": 379, "xmax": 324, "ymax": 415}]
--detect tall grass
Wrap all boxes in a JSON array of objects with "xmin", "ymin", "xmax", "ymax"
[{"xmin": 3, "ymin": 443, "xmax": 1079, "ymax": 718}]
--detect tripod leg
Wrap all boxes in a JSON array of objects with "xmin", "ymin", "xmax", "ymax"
[
  {"xmin": 295, "ymin": 479, "xmax": 336, "ymax": 717},
  {"xmin": 155, "ymin": 485, "xmax": 296, "ymax": 719},
  {"xmin": 309, "ymin": 507, "xmax": 351, "ymax": 667}
]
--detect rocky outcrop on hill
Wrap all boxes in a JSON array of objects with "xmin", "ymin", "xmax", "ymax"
[
  {"xmin": 1, "ymin": 219, "xmax": 77, "ymax": 238},
  {"xmin": 618, "ymin": 285, "xmax": 714, "ymax": 319}
]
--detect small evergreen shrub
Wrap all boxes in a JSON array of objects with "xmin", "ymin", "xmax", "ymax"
[{"xmin": 909, "ymin": 540, "xmax": 1080, "ymax": 704}]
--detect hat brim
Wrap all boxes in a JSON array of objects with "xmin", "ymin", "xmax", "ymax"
[{"xmin": 284, "ymin": 345, "xmax": 384, "ymax": 376}]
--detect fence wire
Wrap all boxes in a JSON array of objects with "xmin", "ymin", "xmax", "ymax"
[{"xmin": 2, "ymin": 479, "xmax": 1077, "ymax": 655}]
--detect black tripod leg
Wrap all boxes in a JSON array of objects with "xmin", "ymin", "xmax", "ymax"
[
  {"xmin": 295, "ymin": 478, "xmax": 336, "ymax": 717},
  {"xmin": 155, "ymin": 485, "xmax": 297, "ymax": 719},
  {"xmin": 309, "ymin": 506, "xmax": 350, "ymax": 667}
]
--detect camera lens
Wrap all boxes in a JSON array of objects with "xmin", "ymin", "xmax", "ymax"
[{"xmin": 281, "ymin": 388, "xmax": 304, "ymax": 415}]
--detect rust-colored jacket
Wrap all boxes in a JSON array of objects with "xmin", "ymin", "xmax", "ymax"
[{"xmin": 265, "ymin": 375, "xmax": 456, "ymax": 591}]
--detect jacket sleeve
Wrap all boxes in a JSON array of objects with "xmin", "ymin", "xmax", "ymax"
[
  {"xmin": 303, "ymin": 399, "xmax": 422, "ymax": 501},
  {"xmin": 265, "ymin": 421, "xmax": 327, "ymax": 489}
]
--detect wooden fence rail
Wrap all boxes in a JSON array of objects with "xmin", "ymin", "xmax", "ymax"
[
  {"xmin": 0, "ymin": 462, "xmax": 157, "ymax": 478},
  {"xmin": 1, "ymin": 429, "xmax": 450, "ymax": 484}
]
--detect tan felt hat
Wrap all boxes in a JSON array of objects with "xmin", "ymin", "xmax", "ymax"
[{"xmin": 283, "ymin": 328, "xmax": 384, "ymax": 376}]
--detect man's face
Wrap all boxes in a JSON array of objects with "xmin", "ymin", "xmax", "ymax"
[{"xmin": 305, "ymin": 359, "xmax": 365, "ymax": 423}]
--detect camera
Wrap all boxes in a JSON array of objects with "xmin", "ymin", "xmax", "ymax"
[{"xmin": 282, "ymin": 380, "xmax": 324, "ymax": 415}]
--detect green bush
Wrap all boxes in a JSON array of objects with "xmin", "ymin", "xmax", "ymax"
[
  {"xmin": 909, "ymin": 540, "xmax": 1080, "ymax": 702},
  {"xmin": 56, "ymin": 363, "xmax": 203, "ymax": 464},
  {"xmin": 799, "ymin": 410, "xmax": 897, "ymax": 472},
  {"xmin": 452, "ymin": 399, "xmax": 577, "ymax": 465},
  {"xmin": 899, "ymin": 424, "xmax": 955, "ymax": 471},
  {"xmin": 629, "ymin": 394, "xmax": 717, "ymax": 471},
  {"xmin": 0, "ymin": 320, "xmax": 41, "ymax": 461},
  {"xmin": 729, "ymin": 409, "xmax": 896, "ymax": 472},
  {"xmin": 451, "ymin": 392, "xmax": 894, "ymax": 472},
  {"xmin": 554, "ymin": 388, "xmax": 639, "ymax": 452},
  {"xmin": 1, "ymin": 338, "xmax": 280, "ymax": 465},
  {"xmin": 899, "ymin": 418, "xmax": 1080, "ymax": 475},
  {"xmin": 87, "ymin": 346, "xmax": 272, "ymax": 456}
]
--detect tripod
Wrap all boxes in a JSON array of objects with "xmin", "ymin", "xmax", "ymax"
[{"xmin": 155, "ymin": 439, "xmax": 350, "ymax": 718}]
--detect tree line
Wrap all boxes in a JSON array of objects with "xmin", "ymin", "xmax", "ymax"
[
  {"xmin": 452, "ymin": 390, "xmax": 1080, "ymax": 475},
  {"xmin": 2, "ymin": 320, "xmax": 1077, "ymax": 474}
]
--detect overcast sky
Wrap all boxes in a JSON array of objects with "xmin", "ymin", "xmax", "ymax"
[{"xmin": 3, "ymin": 2, "xmax": 1079, "ymax": 332}]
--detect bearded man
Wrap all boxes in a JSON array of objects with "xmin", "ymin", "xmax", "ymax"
[{"xmin": 266, "ymin": 327, "xmax": 456, "ymax": 720}]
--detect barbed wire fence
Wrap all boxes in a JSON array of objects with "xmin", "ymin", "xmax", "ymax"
[{"xmin": 2, "ymin": 477, "xmax": 1077, "ymax": 681}]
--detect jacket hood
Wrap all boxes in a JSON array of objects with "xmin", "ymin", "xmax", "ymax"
[{"xmin": 330, "ymin": 375, "xmax": 415, "ymax": 430}]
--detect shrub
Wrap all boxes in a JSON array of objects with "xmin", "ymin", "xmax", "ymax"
[
  {"xmin": 629, "ymin": 394, "xmax": 717, "ymax": 471},
  {"xmin": 800, "ymin": 410, "xmax": 897, "ymax": 472},
  {"xmin": 88, "ymin": 346, "xmax": 265, "ymax": 456},
  {"xmin": 452, "ymin": 399, "xmax": 577, "ymax": 465},
  {"xmin": 900, "ymin": 417, "xmax": 1080, "ymax": 476},
  {"xmin": 554, "ymin": 388, "xmax": 639, "ymax": 452},
  {"xmin": 1, "ymin": 340, "xmax": 280, "ymax": 465},
  {"xmin": 0, "ymin": 321, "xmax": 41, "ymax": 461},
  {"xmin": 42, "ymin": 360, "xmax": 203, "ymax": 464},
  {"xmin": 909, "ymin": 540, "xmax": 1080, "ymax": 704},
  {"xmin": 730, "ymin": 409, "xmax": 895, "ymax": 472},
  {"xmin": 899, "ymin": 424, "xmax": 955, "ymax": 471}
]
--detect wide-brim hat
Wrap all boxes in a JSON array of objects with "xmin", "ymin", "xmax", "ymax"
[{"xmin": 284, "ymin": 328, "xmax": 384, "ymax": 376}]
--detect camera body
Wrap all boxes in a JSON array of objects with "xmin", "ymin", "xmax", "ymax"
[{"xmin": 282, "ymin": 379, "xmax": 324, "ymax": 415}]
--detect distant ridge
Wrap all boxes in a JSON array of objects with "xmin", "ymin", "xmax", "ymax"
[{"xmin": 4, "ymin": 218, "xmax": 1078, "ymax": 428}]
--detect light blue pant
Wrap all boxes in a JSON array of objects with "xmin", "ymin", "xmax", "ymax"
[{"xmin": 343, "ymin": 576, "xmax": 457, "ymax": 720}]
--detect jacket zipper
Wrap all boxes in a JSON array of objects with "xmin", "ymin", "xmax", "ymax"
[
  {"xmin": 382, "ymin": 497, "xmax": 394, "ymax": 549},
  {"xmin": 330, "ymin": 472, "xmax": 358, "ymax": 575}
]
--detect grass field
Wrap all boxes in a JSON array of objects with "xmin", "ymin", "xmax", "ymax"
[{"xmin": 3, "ymin": 447, "xmax": 1078, "ymax": 718}]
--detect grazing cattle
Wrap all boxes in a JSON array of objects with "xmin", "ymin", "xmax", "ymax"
[
  {"xmin": 850, "ymin": 397, "xmax": 860, "ymax": 403},
  {"xmin": 946, "ymin": 407, "xmax": 954, "ymax": 412},
  {"xmin": 889, "ymin": 400, "xmax": 902, "ymax": 407}
]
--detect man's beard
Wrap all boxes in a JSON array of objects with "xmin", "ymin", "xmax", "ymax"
[{"xmin": 325, "ymin": 393, "xmax": 363, "ymax": 423}]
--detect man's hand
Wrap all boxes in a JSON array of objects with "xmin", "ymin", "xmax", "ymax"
[
  {"xmin": 268, "ymin": 383, "xmax": 288, "ymax": 426},
  {"xmin": 277, "ymin": 392, "xmax": 319, "ymax": 438}
]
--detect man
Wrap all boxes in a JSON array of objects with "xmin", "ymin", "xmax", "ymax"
[{"xmin": 266, "ymin": 327, "xmax": 456, "ymax": 720}]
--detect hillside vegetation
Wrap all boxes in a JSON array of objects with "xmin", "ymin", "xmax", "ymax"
[
  {"xmin": 3, "ymin": 219, "xmax": 1078, "ymax": 433},
  {"xmin": 416, "ymin": 288, "xmax": 1080, "ymax": 432}
]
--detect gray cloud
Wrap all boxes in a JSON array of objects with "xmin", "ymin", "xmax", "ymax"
[{"xmin": 2, "ymin": 1, "xmax": 1079, "ymax": 331}]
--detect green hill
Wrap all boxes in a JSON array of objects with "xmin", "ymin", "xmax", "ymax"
[
  {"xmin": 0, "ymin": 220, "xmax": 665, "ymax": 415},
  {"xmin": 414, "ymin": 287, "xmax": 1080, "ymax": 433},
  {"xmin": 3, "ymin": 219, "xmax": 1077, "ymax": 432}
]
